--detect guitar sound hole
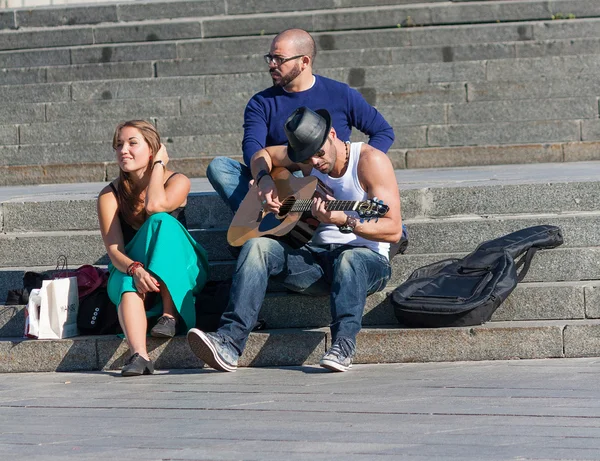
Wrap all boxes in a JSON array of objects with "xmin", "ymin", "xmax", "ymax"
[{"xmin": 278, "ymin": 197, "xmax": 296, "ymax": 217}]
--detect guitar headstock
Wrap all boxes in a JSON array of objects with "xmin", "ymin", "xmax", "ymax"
[{"xmin": 356, "ymin": 197, "xmax": 389, "ymax": 222}]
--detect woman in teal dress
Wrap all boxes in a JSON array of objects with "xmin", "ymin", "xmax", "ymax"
[{"xmin": 97, "ymin": 120, "xmax": 208, "ymax": 376}]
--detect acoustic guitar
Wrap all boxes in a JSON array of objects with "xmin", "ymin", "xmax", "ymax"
[{"xmin": 227, "ymin": 167, "xmax": 389, "ymax": 247}]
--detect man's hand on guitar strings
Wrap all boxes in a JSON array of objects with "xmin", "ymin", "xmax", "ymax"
[{"xmin": 312, "ymin": 195, "xmax": 347, "ymax": 226}]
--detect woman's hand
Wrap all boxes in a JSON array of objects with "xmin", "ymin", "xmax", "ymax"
[
  {"xmin": 132, "ymin": 267, "xmax": 161, "ymax": 294},
  {"xmin": 153, "ymin": 143, "xmax": 169, "ymax": 165}
]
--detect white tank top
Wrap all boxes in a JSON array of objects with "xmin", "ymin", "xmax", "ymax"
[{"xmin": 310, "ymin": 142, "xmax": 390, "ymax": 260}]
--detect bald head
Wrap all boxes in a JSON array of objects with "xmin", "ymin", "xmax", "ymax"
[{"xmin": 272, "ymin": 29, "xmax": 317, "ymax": 62}]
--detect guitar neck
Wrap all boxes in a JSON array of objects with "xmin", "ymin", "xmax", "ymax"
[{"xmin": 290, "ymin": 200, "xmax": 361, "ymax": 213}]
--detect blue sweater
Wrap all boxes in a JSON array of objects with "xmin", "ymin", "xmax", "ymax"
[{"xmin": 241, "ymin": 74, "xmax": 395, "ymax": 165}]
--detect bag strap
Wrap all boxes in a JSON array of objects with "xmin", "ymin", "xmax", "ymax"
[{"xmin": 516, "ymin": 247, "xmax": 538, "ymax": 282}]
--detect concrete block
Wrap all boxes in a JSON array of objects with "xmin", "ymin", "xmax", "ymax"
[
  {"xmin": 98, "ymin": 336, "xmax": 203, "ymax": 371},
  {"xmin": 517, "ymin": 37, "xmax": 600, "ymax": 59},
  {"xmin": 0, "ymin": 124, "xmax": 18, "ymax": 146},
  {"xmin": 548, "ymin": 0, "xmax": 600, "ymax": 19},
  {"xmin": 0, "ymin": 11, "xmax": 15, "ymax": 30},
  {"xmin": 156, "ymin": 56, "xmax": 266, "ymax": 78},
  {"xmin": 72, "ymin": 76, "xmax": 205, "ymax": 101},
  {"xmin": 240, "ymin": 329, "xmax": 326, "ymax": 367},
  {"xmin": 582, "ymin": 120, "xmax": 600, "ymax": 142},
  {"xmin": 163, "ymin": 135, "xmax": 243, "ymax": 157},
  {"xmin": 563, "ymin": 141, "xmax": 600, "ymax": 162},
  {"xmin": 176, "ymin": 35, "xmax": 272, "ymax": 60},
  {"xmin": 0, "ymin": 67, "xmax": 46, "ymax": 86},
  {"xmin": 378, "ymin": 104, "xmax": 445, "ymax": 127},
  {"xmin": 487, "ymin": 55, "xmax": 600, "ymax": 81},
  {"xmin": 20, "ymin": 120, "xmax": 116, "ymax": 144},
  {"xmin": 533, "ymin": 17, "xmax": 600, "ymax": 40},
  {"xmin": 584, "ymin": 285, "xmax": 600, "ymax": 318},
  {"xmin": 0, "ymin": 305, "xmax": 25, "ymax": 337},
  {"xmin": 0, "ymin": 48, "xmax": 70, "ymax": 69},
  {"xmin": 0, "ymin": 142, "xmax": 112, "ymax": 167},
  {"xmin": 0, "ymin": 164, "xmax": 107, "ymax": 186},
  {"xmin": 427, "ymin": 120, "xmax": 580, "ymax": 147},
  {"xmin": 116, "ymin": 0, "xmax": 224, "ymax": 22},
  {"xmin": 203, "ymin": 14, "xmax": 314, "ymax": 39},
  {"xmin": 406, "ymin": 143, "xmax": 562, "ymax": 168},
  {"xmin": 564, "ymin": 321, "xmax": 600, "ymax": 357},
  {"xmin": 0, "ymin": 103, "xmax": 44, "ymax": 124},
  {"xmin": 410, "ymin": 22, "xmax": 534, "ymax": 47},
  {"xmin": 467, "ymin": 75, "xmax": 600, "ymax": 102},
  {"xmin": 47, "ymin": 61, "xmax": 154, "ymax": 83},
  {"xmin": 388, "ymin": 125, "xmax": 427, "ymax": 149},
  {"xmin": 204, "ymin": 72, "xmax": 271, "ymax": 95},
  {"xmin": 0, "ymin": 82, "xmax": 69, "ymax": 103},
  {"xmin": 494, "ymin": 282, "xmax": 585, "ymax": 321},
  {"xmin": 185, "ymin": 192, "xmax": 232, "ymax": 230},
  {"xmin": 93, "ymin": 21, "xmax": 203, "ymax": 45},
  {"xmin": 355, "ymin": 323, "xmax": 564, "ymax": 364},
  {"xmin": 227, "ymin": 0, "xmax": 335, "ymax": 15},
  {"xmin": 181, "ymin": 93, "xmax": 251, "ymax": 115},
  {"xmin": 367, "ymin": 83, "xmax": 466, "ymax": 106},
  {"xmin": 45, "ymin": 98, "xmax": 181, "ymax": 122},
  {"xmin": 0, "ymin": 27, "xmax": 93, "ymax": 51},
  {"xmin": 448, "ymin": 98, "xmax": 596, "ymax": 124},
  {"xmin": 313, "ymin": 5, "xmax": 432, "ymax": 32},
  {"xmin": 402, "ymin": 181, "xmax": 600, "ymax": 219},
  {"xmin": 15, "ymin": 5, "xmax": 118, "ymax": 28},
  {"xmin": 70, "ymin": 43, "xmax": 176, "ymax": 65},
  {"xmin": 405, "ymin": 214, "xmax": 600, "ymax": 254},
  {"xmin": 430, "ymin": 1, "xmax": 552, "ymax": 25},
  {"xmin": 392, "ymin": 248, "xmax": 600, "ymax": 286},
  {"xmin": 2, "ymin": 199, "xmax": 99, "ymax": 232},
  {"xmin": 0, "ymin": 338, "xmax": 98, "ymax": 372},
  {"xmin": 0, "ymin": 231, "xmax": 107, "ymax": 267},
  {"xmin": 156, "ymin": 114, "xmax": 243, "ymax": 137}
]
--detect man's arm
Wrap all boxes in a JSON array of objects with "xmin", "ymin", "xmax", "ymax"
[
  {"xmin": 348, "ymin": 87, "xmax": 395, "ymax": 154},
  {"xmin": 242, "ymin": 97, "xmax": 269, "ymax": 166},
  {"xmin": 313, "ymin": 145, "xmax": 401, "ymax": 243}
]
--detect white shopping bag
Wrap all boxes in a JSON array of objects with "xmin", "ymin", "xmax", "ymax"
[
  {"xmin": 24, "ymin": 288, "xmax": 42, "ymax": 339},
  {"xmin": 36, "ymin": 277, "xmax": 80, "ymax": 339}
]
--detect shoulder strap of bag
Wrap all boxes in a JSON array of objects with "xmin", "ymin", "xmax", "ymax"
[{"xmin": 515, "ymin": 247, "xmax": 538, "ymax": 282}]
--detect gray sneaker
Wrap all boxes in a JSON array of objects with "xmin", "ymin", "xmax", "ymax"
[
  {"xmin": 320, "ymin": 338, "xmax": 355, "ymax": 372},
  {"xmin": 187, "ymin": 328, "xmax": 239, "ymax": 372}
]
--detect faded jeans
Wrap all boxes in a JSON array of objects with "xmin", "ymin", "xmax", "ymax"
[{"xmin": 218, "ymin": 237, "xmax": 392, "ymax": 355}]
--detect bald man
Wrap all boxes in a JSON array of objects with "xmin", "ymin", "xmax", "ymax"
[{"xmin": 206, "ymin": 28, "xmax": 396, "ymax": 214}]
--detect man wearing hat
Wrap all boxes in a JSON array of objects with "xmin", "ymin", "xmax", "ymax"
[{"xmin": 187, "ymin": 107, "xmax": 402, "ymax": 372}]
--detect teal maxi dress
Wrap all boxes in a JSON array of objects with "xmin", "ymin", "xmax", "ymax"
[{"xmin": 107, "ymin": 209, "xmax": 209, "ymax": 332}]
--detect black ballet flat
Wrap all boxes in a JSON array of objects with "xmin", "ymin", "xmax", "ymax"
[{"xmin": 121, "ymin": 353, "xmax": 155, "ymax": 377}]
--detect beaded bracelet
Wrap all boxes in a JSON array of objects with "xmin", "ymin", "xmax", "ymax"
[{"xmin": 126, "ymin": 261, "xmax": 144, "ymax": 276}]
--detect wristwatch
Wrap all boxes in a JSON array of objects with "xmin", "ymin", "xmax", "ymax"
[
  {"xmin": 153, "ymin": 160, "xmax": 166, "ymax": 169},
  {"xmin": 338, "ymin": 215, "xmax": 358, "ymax": 234},
  {"xmin": 255, "ymin": 169, "xmax": 271, "ymax": 185}
]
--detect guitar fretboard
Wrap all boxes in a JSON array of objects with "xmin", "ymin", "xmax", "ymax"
[{"xmin": 283, "ymin": 199, "xmax": 359, "ymax": 214}]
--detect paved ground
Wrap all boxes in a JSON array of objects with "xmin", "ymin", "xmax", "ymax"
[{"xmin": 1, "ymin": 358, "xmax": 600, "ymax": 460}]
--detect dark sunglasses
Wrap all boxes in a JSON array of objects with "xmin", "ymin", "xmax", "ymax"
[
  {"xmin": 263, "ymin": 54, "xmax": 304, "ymax": 66},
  {"xmin": 301, "ymin": 148, "xmax": 327, "ymax": 164}
]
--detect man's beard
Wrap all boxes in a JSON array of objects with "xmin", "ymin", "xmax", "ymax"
[{"xmin": 271, "ymin": 63, "xmax": 303, "ymax": 88}]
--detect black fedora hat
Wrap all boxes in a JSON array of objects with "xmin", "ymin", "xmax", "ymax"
[{"xmin": 284, "ymin": 107, "xmax": 332, "ymax": 163}]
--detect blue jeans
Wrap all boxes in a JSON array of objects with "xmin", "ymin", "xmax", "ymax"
[
  {"xmin": 217, "ymin": 237, "xmax": 392, "ymax": 355},
  {"xmin": 206, "ymin": 156, "xmax": 253, "ymax": 213}
]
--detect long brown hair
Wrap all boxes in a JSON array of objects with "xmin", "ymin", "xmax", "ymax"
[{"xmin": 112, "ymin": 120, "xmax": 161, "ymax": 228}]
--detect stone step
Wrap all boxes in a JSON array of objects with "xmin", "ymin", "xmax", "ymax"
[
  {"xmin": 0, "ymin": 318, "xmax": 599, "ymax": 372},
  {"xmin": 3, "ymin": 0, "xmax": 448, "ymax": 32},
  {"xmin": 1, "ymin": 280, "xmax": 598, "ymax": 338},
  {"xmin": 4, "ymin": 163, "xmax": 600, "ymax": 231},
  {"xmin": 1, "ymin": 210, "xmax": 598, "ymax": 267},
  {"xmin": 6, "ymin": 140, "xmax": 600, "ymax": 186}
]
